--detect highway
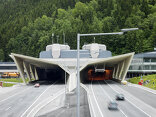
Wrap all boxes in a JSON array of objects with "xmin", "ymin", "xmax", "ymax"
[
  {"xmin": 0, "ymin": 81, "xmax": 65, "ymax": 117},
  {"xmin": 1, "ymin": 79, "xmax": 156, "ymax": 117},
  {"xmin": 85, "ymin": 80, "xmax": 156, "ymax": 117}
]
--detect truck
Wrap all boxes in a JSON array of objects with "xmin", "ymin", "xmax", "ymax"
[{"xmin": 1, "ymin": 72, "xmax": 19, "ymax": 78}]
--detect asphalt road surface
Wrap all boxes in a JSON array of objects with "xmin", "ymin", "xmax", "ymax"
[
  {"xmin": 85, "ymin": 80, "xmax": 156, "ymax": 117},
  {"xmin": 0, "ymin": 81, "xmax": 65, "ymax": 117},
  {"xmin": 1, "ymin": 79, "xmax": 156, "ymax": 117},
  {"xmin": 36, "ymin": 87, "xmax": 90, "ymax": 117}
]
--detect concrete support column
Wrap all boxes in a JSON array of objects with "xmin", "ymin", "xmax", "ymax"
[
  {"xmin": 117, "ymin": 63, "xmax": 122, "ymax": 80},
  {"xmin": 122, "ymin": 53, "xmax": 134, "ymax": 81},
  {"xmin": 119, "ymin": 61, "xmax": 125, "ymax": 80},
  {"xmin": 116, "ymin": 64, "xmax": 120, "ymax": 79},
  {"xmin": 34, "ymin": 67, "xmax": 39, "ymax": 80},
  {"xmin": 112, "ymin": 67, "xmax": 116, "ymax": 78},
  {"xmin": 30, "ymin": 64, "xmax": 35, "ymax": 80},
  {"xmin": 114, "ymin": 66, "xmax": 118, "ymax": 79},
  {"xmin": 23, "ymin": 62, "xmax": 31, "ymax": 81},
  {"xmin": 67, "ymin": 73, "xmax": 76, "ymax": 92},
  {"xmin": 13, "ymin": 57, "xmax": 26, "ymax": 84}
]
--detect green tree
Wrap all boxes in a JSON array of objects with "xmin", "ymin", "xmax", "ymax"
[
  {"xmin": 140, "ymin": 0, "xmax": 150, "ymax": 17},
  {"xmin": 0, "ymin": 49, "xmax": 4, "ymax": 62},
  {"xmin": 150, "ymin": 23, "xmax": 156, "ymax": 48}
]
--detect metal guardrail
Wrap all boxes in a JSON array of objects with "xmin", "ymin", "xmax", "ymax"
[{"xmin": 0, "ymin": 62, "xmax": 15, "ymax": 64}]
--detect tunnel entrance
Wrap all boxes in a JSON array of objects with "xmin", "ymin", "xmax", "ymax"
[
  {"xmin": 36, "ymin": 67, "xmax": 67, "ymax": 84},
  {"xmin": 80, "ymin": 66, "xmax": 113, "ymax": 83},
  {"xmin": 88, "ymin": 69, "xmax": 112, "ymax": 80}
]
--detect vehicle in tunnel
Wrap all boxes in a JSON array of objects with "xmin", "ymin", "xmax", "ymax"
[{"xmin": 88, "ymin": 69, "xmax": 112, "ymax": 81}]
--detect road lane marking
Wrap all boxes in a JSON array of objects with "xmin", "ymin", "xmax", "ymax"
[
  {"xmin": 21, "ymin": 81, "xmax": 58, "ymax": 117},
  {"xmin": 81, "ymin": 83, "xmax": 96, "ymax": 117},
  {"xmin": 28, "ymin": 89, "xmax": 64, "ymax": 117},
  {"xmin": 5, "ymin": 106, "xmax": 11, "ymax": 111},
  {"xmin": 105, "ymin": 80, "xmax": 151, "ymax": 117},
  {"xmin": 0, "ymin": 87, "xmax": 31, "ymax": 104},
  {"xmin": 91, "ymin": 81, "xmax": 104, "ymax": 117},
  {"xmin": 98, "ymin": 81, "xmax": 127, "ymax": 117},
  {"xmin": 128, "ymin": 83, "xmax": 156, "ymax": 95},
  {"xmin": 98, "ymin": 82, "xmax": 112, "ymax": 101}
]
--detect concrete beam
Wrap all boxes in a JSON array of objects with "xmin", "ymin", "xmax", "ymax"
[
  {"xmin": 119, "ymin": 61, "xmax": 125, "ymax": 80},
  {"xmin": 23, "ymin": 62, "xmax": 31, "ymax": 81},
  {"xmin": 117, "ymin": 63, "xmax": 121, "ymax": 80},
  {"xmin": 67, "ymin": 73, "xmax": 77, "ymax": 92},
  {"xmin": 29, "ymin": 64, "xmax": 35, "ymax": 80},
  {"xmin": 13, "ymin": 56, "xmax": 26, "ymax": 84},
  {"xmin": 122, "ymin": 53, "xmax": 134, "ymax": 81},
  {"xmin": 116, "ymin": 64, "xmax": 120, "ymax": 79},
  {"xmin": 34, "ymin": 67, "xmax": 39, "ymax": 80},
  {"xmin": 112, "ymin": 67, "xmax": 116, "ymax": 78}
]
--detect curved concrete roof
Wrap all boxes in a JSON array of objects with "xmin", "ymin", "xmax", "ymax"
[{"xmin": 80, "ymin": 52, "xmax": 134, "ymax": 71}]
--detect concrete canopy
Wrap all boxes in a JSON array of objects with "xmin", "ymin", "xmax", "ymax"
[
  {"xmin": 10, "ymin": 52, "xmax": 134, "ymax": 91},
  {"xmin": 80, "ymin": 52, "xmax": 134, "ymax": 82},
  {"xmin": 11, "ymin": 53, "xmax": 59, "ymax": 68},
  {"xmin": 10, "ymin": 53, "xmax": 70, "ymax": 84}
]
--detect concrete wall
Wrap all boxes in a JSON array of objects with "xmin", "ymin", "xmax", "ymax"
[{"xmin": 39, "ymin": 50, "xmax": 112, "ymax": 59}]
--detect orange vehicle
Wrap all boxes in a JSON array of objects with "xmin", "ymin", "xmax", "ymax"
[{"xmin": 2, "ymin": 72, "xmax": 19, "ymax": 78}]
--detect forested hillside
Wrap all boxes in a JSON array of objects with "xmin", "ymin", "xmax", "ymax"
[{"xmin": 0, "ymin": 0, "xmax": 156, "ymax": 61}]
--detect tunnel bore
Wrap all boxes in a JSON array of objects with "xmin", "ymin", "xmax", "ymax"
[
  {"xmin": 36, "ymin": 67, "xmax": 68, "ymax": 84},
  {"xmin": 80, "ymin": 66, "xmax": 113, "ymax": 84}
]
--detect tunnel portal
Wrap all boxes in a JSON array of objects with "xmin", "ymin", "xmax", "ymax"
[
  {"xmin": 88, "ymin": 69, "xmax": 112, "ymax": 81},
  {"xmin": 36, "ymin": 67, "xmax": 67, "ymax": 84},
  {"xmin": 80, "ymin": 66, "xmax": 113, "ymax": 83}
]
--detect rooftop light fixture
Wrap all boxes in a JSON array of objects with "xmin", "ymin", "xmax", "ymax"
[{"xmin": 121, "ymin": 28, "xmax": 139, "ymax": 32}]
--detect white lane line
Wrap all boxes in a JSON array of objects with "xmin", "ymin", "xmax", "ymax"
[
  {"xmin": 98, "ymin": 81, "xmax": 127, "ymax": 117},
  {"xmin": 5, "ymin": 106, "xmax": 11, "ymax": 111},
  {"xmin": 105, "ymin": 80, "xmax": 151, "ymax": 117},
  {"xmin": 128, "ymin": 83, "xmax": 156, "ymax": 95},
  {"xmin": 81, "ymin": 83, "xmax": 96, "ymax": 117},
  {"xmin": 21, "ymin": 81, "xmax": 58, "ymax": 117},
  {"xmin": 88, "ymin": 92, "xmax": 96, "ymax": 117},
  {"xmin": 29, "ymin": 89, "xmax": 64, "ymax": 117},
  {"xmin": 119, "ymin": 108, "xmax": 128, "ymax": 117},
  {"xmin": 91, "ymin": 81, "xmax": 104, "ymax": 117},
  {"xmin": 98, "ymin": 82, "xmax": 112, "ymax": 101},
  {"xmin": 0, "ymin": 87, "xmax": 31, "ymax": 103}
]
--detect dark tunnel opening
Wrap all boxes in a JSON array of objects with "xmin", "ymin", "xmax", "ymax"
[
  {"xmin": 34, "ymin": 67, "xmax": 68, "ymax": 84},
  {"xmin": 80, "ymin": 66, "xmax": 113, "ymax": 84}
]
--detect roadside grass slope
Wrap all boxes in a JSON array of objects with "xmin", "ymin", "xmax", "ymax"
[{"xmin": 127, "ymin": 74, "xmax": 156, "ymax": 90}]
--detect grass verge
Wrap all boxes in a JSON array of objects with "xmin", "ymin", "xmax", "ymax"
[
  {"xmin": 1, "ymin": 82, "xmax": 15, "ymax": 87},
  {"xmin": 127, "ymin": 74, "xmax": 156, "ymax": 90},
  {"xmin": 0, "ymin": 78, "xmax": 31, "ymax": 83}
]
